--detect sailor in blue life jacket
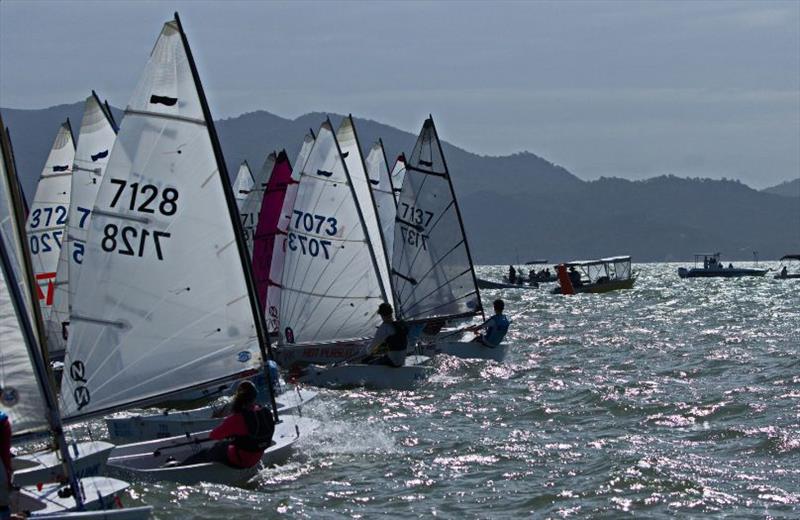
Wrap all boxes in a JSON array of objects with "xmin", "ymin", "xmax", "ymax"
[
  {"xmin": 363, "ymin": 303, "xmax": 408, "ymax": 367},
  {"xmin": 469, "ymin": 299, "xmax": 510, "ymax": 347}
]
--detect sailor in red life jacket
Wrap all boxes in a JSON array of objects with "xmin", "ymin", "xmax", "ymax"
[
  {"xmin": 180, "ymin": 380, "xmax": 274, "ymax": 468},
  {"xmin": 0, "ymin": 411, "xmax": 12, "ymax": 520}
]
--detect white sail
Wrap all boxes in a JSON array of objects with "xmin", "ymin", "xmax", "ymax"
[
  {"xmin": 390, "ymin": 154, "xmax": 407, "ymax": 204},
  {"xmin": 240, "ymin": 153, "xmax": 275, "ymax": 251},
  {"xmin": 0, "ymin": 117, "xmax": 50, "ymax": 437},
  {"xmin": 61, "ymin": 19, "xmax": 262, "ymax": 420},
  {"xmin": 25, "ymin": 122, "xmax": 75, "ymax": 330},
  {"xmin": 335, "ymin": 116, "xmax": 392, "ymax": 305},
  {"xmin": 391, "ymin": 117, "xmax": 482, "ymax": 322},
  {"xmin": 49, "ymin": 93, "xmax": 118, "ymax": 357},
  {"xmin": 265, "ymin": 133, "xmax": 314, "ymax": 333},
  {"xmin": 278, "ymin": 121, "xmax": 385, "ymax": 346},
  {"xmin": 233, "ymin": 161, "xmax": 254, "ymax": 208},
  {"xmin": 364, "ymin": 141, "xmax": 397, "ymax": 264}
]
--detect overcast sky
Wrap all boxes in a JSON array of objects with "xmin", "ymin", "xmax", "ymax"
[{"xmin": 1, "ymin": 0, "xmax": 798, "ymax": 188}]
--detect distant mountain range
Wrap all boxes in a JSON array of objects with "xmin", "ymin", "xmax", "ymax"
[
  {"xmin": 762, "ymin": 178, "xmax": 799, "ymax": 198},
  {"xmin": 2, "ymin": 101, "xmax": 798, "ymax": 263}
]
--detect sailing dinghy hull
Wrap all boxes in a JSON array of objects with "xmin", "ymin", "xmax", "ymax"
[
  {"xmin": 106, "ymin": 416, "xmax": 318, "ymax": 485},
  {"xmin": 16, "ymin": 476, "xmax": 138, "ymax": 517},
  {"xmin": 32, "ymin": 508, "xmax": 154, "ymax": 519},
  {"xmin": 274, "ymin": 341, "xmax": 369, "ymax": 368},
  {"xmin": 105, "ymin": 388, "xmax": 317, "ymax": 443},
  {"xmin": 299, "ymin": 355, "xmax": 432, "ymax": 390},
  {"xmin": 13, "ymin": 441, "xmax": 114, "ymax": 487},
  {"xmin": 417, "ymin": 340, "xmax": 508, "ymax": 362}
]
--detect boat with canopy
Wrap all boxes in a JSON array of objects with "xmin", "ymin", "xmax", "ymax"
[
  {"xmin": 677, "ymin": 253, "xmax": 767, "ymax": 279},
  {"xmin": 552, "ymin": 256, "xmax": 636, "ymax": 294},
  {"xmin": 1, "ymin": 114, "xmax": 151, "ymax": 519},
  {"xmin": 392, "ymin": 117, "xmax": 506, "ymax": 362},
  {"xmin": 56, "ymin": 13, "xmax": 314, "ymax": 484},
  {"xmin": 774, "ymin": 254, "xmax": 800, "ymax": 279}
]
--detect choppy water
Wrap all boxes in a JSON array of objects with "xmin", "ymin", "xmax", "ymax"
[{"xmin": 30, "ymin": 264, "xmax": 800, "ymax": 517}]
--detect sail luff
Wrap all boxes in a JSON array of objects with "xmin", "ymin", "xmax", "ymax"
[
  {"xmin": 429, "ymin": 116, "xmax": 484, "ymax": 321},
  {"xmin": 172, "ymin": 12, "xmax": 278, "ymax": 419}
]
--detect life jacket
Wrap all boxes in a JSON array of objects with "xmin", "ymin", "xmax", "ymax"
[
  {"xmin": 385, "ymin": 321, "xmax": 409, "ymax": 352},
  {"xmin": 232, "ymin": 407, "xmax": 275, "ymax": 452}
]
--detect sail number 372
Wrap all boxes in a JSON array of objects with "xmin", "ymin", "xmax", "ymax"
[{"xmin": 102, "ymin": 179, "xmax": 178, "ymax": 261}]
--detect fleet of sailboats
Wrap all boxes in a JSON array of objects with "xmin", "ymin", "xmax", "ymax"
[{"xmin": 0, "ymin": 9, "xmax": 510, "ymax": 508}]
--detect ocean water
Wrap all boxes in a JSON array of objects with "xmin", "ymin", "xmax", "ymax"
[{"xmin": 13, "ymin": 263, "xmax": 800, "ymax": 517}]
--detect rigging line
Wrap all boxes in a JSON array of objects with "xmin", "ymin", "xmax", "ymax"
[
  {"xmin": 402, "ymin": 266, "xmax": 473, "ymax": 316},
  {"xmin": 401, "ymin": 241, "xmax": 468, "ymax": 306},
  {"xmin": 308, "ymin": 270, "xmax": 376, "ymax": 343}
]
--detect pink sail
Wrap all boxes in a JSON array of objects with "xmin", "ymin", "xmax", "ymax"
[{"xmin": 252, "ymin": 150, "xmax": 293, "ymax": 314}]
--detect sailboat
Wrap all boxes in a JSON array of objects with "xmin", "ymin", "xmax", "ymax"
[
  {"xmin": 25, "ymin": 120, "xmax": 75, "ymax": 359},
  {"xmin": 392, "ymin": 117, "xmax": 507, "ymax": 362},
  {"xmin": 265, "ymin": 131, "xmax": 315, "ymax": 336},
  {"xmin": 49, "ymin": 92, "xmax": 119, "ymax": 361},
  {"xmin": 1, "ymin": 114, "xmax": 115, "ymax": 489},
  {"xmin": 232, "ymin": 160, "xmax": 254, "ymax": 208},
  {"xmin": 240, "ymin": 152, "xmax": 276, "ymax": 251},
  {"xmin": 364, "ymin": 140, "xmax": 398, "ymax": 263},
  {"xmin": 390, "ymin": 154, "xmax": 407, "ymax": 203},
  {"xmin": 273, "ymin": 118, "xmax": 430, "ymax": 388},
  {"xmin": 57, "ymin": 13, "xmax": 314, "ymax": 485},
  {"xmin": 0, "ymin": 115, "xmax": 151, "ymax": 519}
]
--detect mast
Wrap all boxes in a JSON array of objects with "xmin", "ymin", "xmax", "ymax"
[
  {"xmin": 330, "ymin": 117, "xmax": 388, "ymax": 304},
  {"xmin": 347, "ymin": 116, "xmax": 395, "ymax": 305},
  {"xmin": 0, "ymin": 117, "xmax": 84, "ymax": 508},
  {"xmin": 173, "ymin": 12, "xmax": 278, "ymax": 421},
  {"xmin": 429, "ymin": 116, "xmax": 484, "ymax": 321}
]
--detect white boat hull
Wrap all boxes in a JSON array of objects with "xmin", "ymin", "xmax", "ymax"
[
  {"xmin": 299, "ymin": 355, "xmax": 432, "ymax": 390},
  {"xmin": 13, "ymin": 476, "xmax": 142, "ymax": 517},
  {"xmin": 13, "ymin": 441, "xmax": 114, "ymax": 487},
  {"xmin": 33, "ymin": 508, "xmax": 154, "ymax": 519},
  {"xmin": 418, "ymin": 340, "xmax": 508, "ymax": 362},
  {"xmin": 105, "ymin": 388, "xmax": 317, "ymax": 443},
  {"xmin": 106, "ymin": 416, "xmax": 318, "ymax": 485}
]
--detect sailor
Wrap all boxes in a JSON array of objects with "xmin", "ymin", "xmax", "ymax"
[
  {"xmin": 180, "ymin": 381, "xmax": 274, "ymax": 468},
  {"xmin": 508, "ymin": 265, "xmax": 516, "ymax": 284},
  {"xmin": 568, "ymin": 266, "xmax": 582, "ymax": 287},
  {"xmin": 780, "ymin": 266, "xmax": 788, "ymax": 278},
  {"xmin": 364, "ymin": 303, "xmax": 408, "ymax": 367},
  {"xmin": 470, "ymin": 299, "xmax": 511, "ymax": 347},
  {"xmin": 0, "ymin": 411, "xmax": 10, "ymax": 520},
  {"xmin": 528, "ymin": 269, "xmax": 536, "ymax": 284}
]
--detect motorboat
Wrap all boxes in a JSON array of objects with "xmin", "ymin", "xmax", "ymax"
[
  {"xmin": 774, "ymin": 254, "xmax": 800, "ymax": 279},
  {"xmin": 678, "ymin": 253, "xmax": 767, "ymax": 278},
  {"xmin": 551, "ymin": 256, "xmax": 637, "ymax": 294}
]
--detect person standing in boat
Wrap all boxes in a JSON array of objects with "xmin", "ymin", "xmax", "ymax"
[
  {"xmin": 363, "ymin": 303, "xmax": 408, "ymax": 367},
  {"xmin": 508, "ymin": 265, "xmax": 516, "ymax": 284},
  {"xmin": 180, "ymin": 381, "xmax": 274, "ymax": 468},
  {"xmin": 469, "ymin": 299, "xmax": 511, "ymax": 347}
]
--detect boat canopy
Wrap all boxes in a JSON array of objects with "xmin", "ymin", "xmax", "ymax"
[
  {"xmin": 525, "ymin": 259, "xmax": 548, "ymax": 265},
  {"xmin": 779, "ymin": 254, "xmax": 800, "ymax": 261},
  {"xmin": 564, "ymin": 256, "xmax": 632, "ymax": 284}
]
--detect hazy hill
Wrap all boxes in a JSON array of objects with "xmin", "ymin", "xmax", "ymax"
[
  {"xmin": 2, "ymin": 101, "xmax": 798, "ymax": 263},
  {"xmin": 762, "ymin": 178, "xmax": 800, "ymax": 198}
]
